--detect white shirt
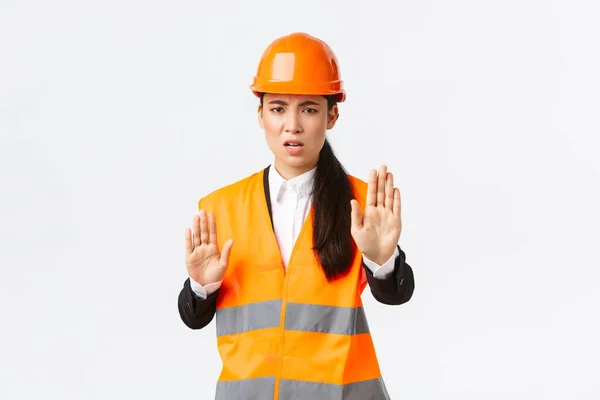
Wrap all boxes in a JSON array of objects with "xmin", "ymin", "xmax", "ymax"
[{"xmin": 190, "ymin": 164, "xmax": 398, "ymax": 299}]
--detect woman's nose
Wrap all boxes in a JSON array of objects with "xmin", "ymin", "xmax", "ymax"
[{"xmin": 284, "ymin": 112, "xmax": 302, "ymax": 133}]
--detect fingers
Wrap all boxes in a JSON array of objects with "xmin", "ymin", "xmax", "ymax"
[
  {"xmin": 199, "ymin": 209, "xmax": 209, "ymax": 244},
  {"xmin": 193, "ymin": 214, "xmax": 201, "ymax": 248},
  {"xmin": 393, "ymin": 187, "xmax": 402, "ymax": 217},
  {"xmin": 208, "ymin": 212, "xmax": 218, "ymax": 245},
  {"xmin": 193, "ymin": 210, "xmax": 219, "ymax": 249},
  {"xmin": 385, "ymin": 171, "xmax": 394, "ymax": 210},
  {"xmin": 368, "ymin": 165, "xmax": 396, "ymax": 208},
  {"xmin": 368, "ymin": 165, "xmax": 399, "ymax": 210},
  {"xmin": 377, "ymin": 165, "xmax": 387, "ymax": 206},
  {"xmin": 350, "ymin": 199, "xmax": 363, "ymax": 232},
  {"xmin": 185, "ymin": 227, "xmax": 193, "ymax": 255},
  {"xmin": 366, "ymin": 169, "xmax": 377, "ymax": 206},
  {"xmin": 219, "ymin": 239, "xmax": 234, "ymax": 268}
]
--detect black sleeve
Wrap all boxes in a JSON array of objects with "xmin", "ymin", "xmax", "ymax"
[
  {"xmin": 177, "ymin": 278, "xmax": 219, "ymax": 330},
  {"xmin": 363, "ymin": 245, "xmax": 415, "ymax": 305}
]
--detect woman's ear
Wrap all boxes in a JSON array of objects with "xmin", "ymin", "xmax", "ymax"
[
  {"xmin": 327, "ymin": 105, "xmax": 339, "ymax": 129},
  {"xmin": 257, "ymin": 104, "xmax": 264, "ymax": 129}
]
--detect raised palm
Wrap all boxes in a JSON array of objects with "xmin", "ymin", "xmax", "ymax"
[
  {"xmin": 350, "ymin": 165, "xmax": 402, "ymax": 265},
  {"xmin": 185, "ymin": 210, "xmax": 234, "ymax": 286}
]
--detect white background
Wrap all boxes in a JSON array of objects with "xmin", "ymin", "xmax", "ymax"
[{"xmin": 1, "ymin": 0, "xmax": 599, "ymax": 398}]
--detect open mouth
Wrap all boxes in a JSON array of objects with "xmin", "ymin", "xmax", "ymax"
[{"xmin": 284, "ymin": 140, "xmax": 304, "ymax": 147}]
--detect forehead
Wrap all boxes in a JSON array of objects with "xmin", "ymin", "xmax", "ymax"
[{"xmin": 263, "ymin": 93, "xmax": 326, "ymax": 105}]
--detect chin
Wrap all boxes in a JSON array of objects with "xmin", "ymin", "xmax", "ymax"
[
  {"xmin": 274, "ymin": 152, "xmax": 304, "ymax": 165},
  {"xmin": 285, "ymin": 156, "xmax": 306, "ymax": 164},
  {"xmin": 283, "ymin": 153, "xmax": 311, "ymax": 165}
]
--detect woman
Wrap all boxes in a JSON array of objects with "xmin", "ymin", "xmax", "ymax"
[{"xmin": 178, "ymin": 32, "xmax": 415, "ymax": 400}]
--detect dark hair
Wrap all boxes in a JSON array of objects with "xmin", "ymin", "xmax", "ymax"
[{"xmin": 259, "ymin": 93, "xmax": 356, "ymax": 281}]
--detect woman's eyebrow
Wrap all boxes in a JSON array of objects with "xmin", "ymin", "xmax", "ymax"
[
  {"xmin": 267, "ymin": 100, "xmax": 321, "ymax": 106},
  {"xmin": 298, "ymin": 100, "xmax": 320, "ymax": 106},
  {"xmin": 268, "ymin": 100, "xmax": 288, "ymax": 105}
]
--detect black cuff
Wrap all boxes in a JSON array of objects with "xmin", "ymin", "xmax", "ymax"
[
  {"xmin": 177, "ymin": 278, "xmax": 219, "ymax": 330},
  {"xmin": 363, "ymin": 245, "xmax": 415, "ymax": 305}
]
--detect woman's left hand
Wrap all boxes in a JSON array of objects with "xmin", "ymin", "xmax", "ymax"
[{"xmin": 350, "ymin": 165, "xmax": 402, "ymax": 266}]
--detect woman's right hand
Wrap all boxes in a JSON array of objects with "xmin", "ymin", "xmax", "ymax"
[{"xmin": 185, "ymin": 209, "xmax": 234, "ymax": 286}]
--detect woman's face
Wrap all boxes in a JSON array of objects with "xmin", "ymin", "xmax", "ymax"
[{"xmin": 259, "ymin": 93, "xmax": 338, "ymax": 179}]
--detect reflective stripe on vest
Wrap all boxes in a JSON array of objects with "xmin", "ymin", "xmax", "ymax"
[
  {"xmin": 216, "ymin": 301, "xmax": 370, "ymax": 337},
  {"xmin": 215, "ymin": 299, "xmax": 281, "ymax": 336},
  {"xmin": 215, "ymin": 376, "xmax": 275, "ymax": 399},
  {"xmin": 216, "ymin": 377, "xmax": 390, "ymax": 400}
]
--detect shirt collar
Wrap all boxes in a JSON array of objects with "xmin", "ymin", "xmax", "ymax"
[{"xmin": 269, "ymin": 163, "xmax": 316, "ymax": 202}]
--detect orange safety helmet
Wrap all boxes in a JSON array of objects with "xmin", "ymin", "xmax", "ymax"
[{"xmin": 250, "ymin": 32, "xmax": 346, "ymax": 102}]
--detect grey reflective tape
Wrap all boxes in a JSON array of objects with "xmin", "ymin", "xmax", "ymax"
[
  {"xmin": 215, "ymin": 299, "xmax": 281, "ymax": 336},
  {"xmin": 215, "ymin": 300, "xmax": 369, "ymax": 337},
  {"xmin": 284, "ymin": 303, "xmax": 370, "ymax": 335},
  {"xmin": 278, "ymin": 378, "xmax": 390, "ymax": 400},
  {"xmin": 215, "ymin": 376, "xmax": 276, "ymax": 400}
]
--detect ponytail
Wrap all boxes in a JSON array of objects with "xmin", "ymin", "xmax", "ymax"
[{"xmin": 312, "ymin": 136, "xmax": 356, "ymax": 281}]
